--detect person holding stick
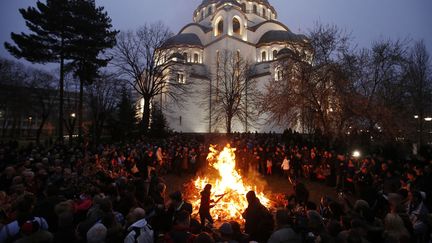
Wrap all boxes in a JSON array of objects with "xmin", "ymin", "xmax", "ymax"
[{"xmin": 199, "ymin": 184, "xmax": 216, "ymax": 227}]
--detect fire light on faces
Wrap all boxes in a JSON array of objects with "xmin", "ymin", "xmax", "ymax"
[{"xmin": 191, "ymin": 145, "xmax": 270, "ymax": 222}]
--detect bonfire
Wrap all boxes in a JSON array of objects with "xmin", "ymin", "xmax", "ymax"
[{"xmin": 185, "ymin": 144, "xmax": 273, "ymax": 223}]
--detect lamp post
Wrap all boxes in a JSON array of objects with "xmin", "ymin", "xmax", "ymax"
[
  {"xmin": 69, "ymin": 113, "xmax": 76, "ymax": 142},
  {"xmin": 415, "ymin": 115, "xmax": 432, "ymax": 145},
  {"xmin": 414, "ymin": 115, "xmax": 423, "ymax": 145},
  {"xmin": 425, "ymin": 117, "xmax": 432, "ymax": 144},
  {"xmin": 28, "ymin": 116, "xmax": 33, "ymax": 137}
]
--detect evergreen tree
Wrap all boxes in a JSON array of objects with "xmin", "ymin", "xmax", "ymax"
[
  {"xmin": 5, "ymin": 0, "xmax": 117, "ymax": 141},
  {"xmin": 116, "ymin": 87, "xmax": 137, "ymax": 138},
  {"xmin": 150, "ymin": 103, "xmax": 168, "ymax": 137},
  {"xmin": 69, "ymin": 0, "xmax": 117, "ymax": 138},
  {"xmin": 5, "ymin": 0, "xmax": 77, "ymax": 141}
]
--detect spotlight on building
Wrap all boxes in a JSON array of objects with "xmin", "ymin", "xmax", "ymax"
[
  {"xmin": 425, "ymin": 117, "xmax": 432, "ymax": 122},
  {"xmin": 414, "ymin": 115, "xmax": 419, "ymax": 119},
  {"xmin": 352, "ymin": 150, "xmax": 361, "ymax": 158}
]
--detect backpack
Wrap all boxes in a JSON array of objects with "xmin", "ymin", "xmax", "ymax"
[{"xmin": 129, "ymin": 224, "xmax": 154, "ymax": 243}]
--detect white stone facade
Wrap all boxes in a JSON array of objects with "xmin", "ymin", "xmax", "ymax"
[{"xmin": 159, "ymin": 0, "xmax": 308, "ymax": 133}]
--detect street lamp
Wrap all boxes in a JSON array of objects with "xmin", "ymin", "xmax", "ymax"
[
  {"xmin": 68, "ymin": 113, "xmax": 76, "ymax": 142},
  {"xmin": 414, "ymin": 115, "xmax": 419, "ymax": 119},
  {"xmin": 425, "ymin": 117, "xmax": 432, "ymax": 144},
  {"xmin": 28, "ymin": 116, "xmax": 33, "ymax": 137},
  {"xmin": 352, "ymin": 150, "xmax": 361, "ymax": 158}
]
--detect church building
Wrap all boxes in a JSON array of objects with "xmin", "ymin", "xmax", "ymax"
[{"xmin": 158, "ymin": 0, "xmax": 309, "ymax": 133}]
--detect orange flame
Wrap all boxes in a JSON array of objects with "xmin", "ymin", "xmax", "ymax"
[{"xmin": 191, "ymin": 144, "xmax": 271, "ymax": 223}]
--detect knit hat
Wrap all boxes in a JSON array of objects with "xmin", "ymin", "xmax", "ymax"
[
  {"xmin": 219, "ymin": 222, "xmax": 233, "ymax": 235},
  {"xmin": 87, "ymin": 223, "xmax": 107, "ymax": 243},
  {"xmin": 20, "ymin": 219, "xmax": 40, "ymax": 235}
]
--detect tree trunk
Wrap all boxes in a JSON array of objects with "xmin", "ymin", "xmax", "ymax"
[
  {"xmin": 226, "ymin": 115, "xmax": 232, "ymax": 134},
  {"xmin": 419, "ymin": 112, "xmax": 424, "ymax": 146},
  {"xmin": 245, "ymin": 88, "xmax": 248, "ymax": 133},
  {"xmin": 142, "ymin": 97, "xmax": 151, "ymax": 133},
  {"xmin": 78, "ymin": 78, "xmax": 84, "ymax": 139},
  {"xmin": 59, "ymin": 55, "xmax": 65, "ymax": 142}
]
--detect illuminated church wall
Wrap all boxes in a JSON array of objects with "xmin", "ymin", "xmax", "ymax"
[{"xmin": 150, "ymin": 0, "xmax": 308, "ymax": 133}]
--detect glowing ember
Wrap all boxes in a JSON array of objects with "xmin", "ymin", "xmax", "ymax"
[{"xmin": 189, "ymin": 144, "xmax": 271, "ymax": 223}]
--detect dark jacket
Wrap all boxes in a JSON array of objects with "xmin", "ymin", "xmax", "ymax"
[
  {"xmin": 164, "ymin": 225, "xmax": 195, "ymax": 243},
  {"xmin": 243, "ymin": 199, "xmax": 274, "ymax": 242}
]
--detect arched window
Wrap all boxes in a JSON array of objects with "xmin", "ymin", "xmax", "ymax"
[
  {"xmin": 261, "ymin": 51, "xmax": 267, "ymax": 62},
  {"xmin": 262, "ymin": 8, "xmax": 266, "ymax": 17},
  {"xmin": 253, "ymin": 5, "xmax": 257, "ymax": 14},
  {"xmin": 216, "ymin": 19, "xmax": 224, "ymax": 36},
  {"xmin": 241, "ymin": 3, "xmax": 246, "ymax": 12},
  {"xmin": 273, "ymin": 50, "xmax": 278, "ymax": 60},
  {"xmin": 183, "ymin": 52, "xmax": 188, "ymax": 62},
  {"xmin": 275, "ymin": 67, "xmax": 283, "ymax": 81},
  {"xmin": 233, "ymin": 18, "xmax": 241, "ymax": 35},
  {"xmin": 201, "ymin": 10, "xmax": 204, "ymax": 20},
  {"xmin": 194, "ymin": 53, "xmax": 199, "ymax": 63},
  {"xmin": 177, "ymin": 73, "xmax": 185, "ymax": 84},
  {"xmin": 207, "ymin": 6, "xmax": 212, "ymax": 16}
]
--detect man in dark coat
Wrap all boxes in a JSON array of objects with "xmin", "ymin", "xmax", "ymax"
[
  {"xmin": 242, "ymin": 191, "xmax": 274, "ymax": 242},
  {"xmin": 165, "ymin": 191, "xmax": 193, "ymax": 231},
  {"xmin": 164, "ymin": 210, "xmax": 195, "ymax": 243}
]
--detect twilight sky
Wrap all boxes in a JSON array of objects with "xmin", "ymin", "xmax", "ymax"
[{"xmin": 0, "ymin": 0, "xmax": 431, "ymax": 70}]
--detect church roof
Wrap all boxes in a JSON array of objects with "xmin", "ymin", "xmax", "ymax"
[
  {"xmin": 198, "ymin": 0, "xmax": 274, "ymax": 11},
  {"xmin": 199, "ymin": 0, "xmax": 241, "ymax": 9},
  {"xmin": 276, "ymin": 48, "xmax": 297, "ymax": 58},
  {"xmin": 178, "ymin": 23, "xmax": 212, "ymax": 34},
  {"xmin": 257, "ymin": 30, "xmax": 307, "ymax": 46},
  {"xmin": 162, "ymin": 33, "xmax": 203, "ymax": 48},
  {"xmin": 199, "ymin": 0, "xmax": 270, "ymax": 7}
]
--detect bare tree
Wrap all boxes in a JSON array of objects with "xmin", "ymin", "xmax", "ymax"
[
  {"xmin": 351, "ymin": 39, "xmax": 408, "ymax": 137},
  {"xmin": 405, "ymin": 40, "xmax": 432, "ymax": 145},
  {"xmin": 111, "ymin": 22, "xmax": 187, "ymax": 133},
  {"xmin": 86, "ymin": 72, "xmax": 123, "ymax": 144},
  {"xmin": 0, "ymin": 58, "xmax": 32, "ymax": 138},
  {"xmin": 206, "ymin": 50, "xmax": 259, "ymax": 133},
  {"xmin": 262, "ymin": 24, "xmax": 351, "ymax": 137},
  {"xmin": 26, "ymin": 70, "xmax": 57, "ymax": 144},
  {"xmin": 63, "ymin": 73, "xmax": 79, "ymax": 143}
]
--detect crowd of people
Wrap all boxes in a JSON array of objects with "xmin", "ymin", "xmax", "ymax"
[{"xmin": 0, "ymin": 132, "xmax": 431, "ymax": 243}]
